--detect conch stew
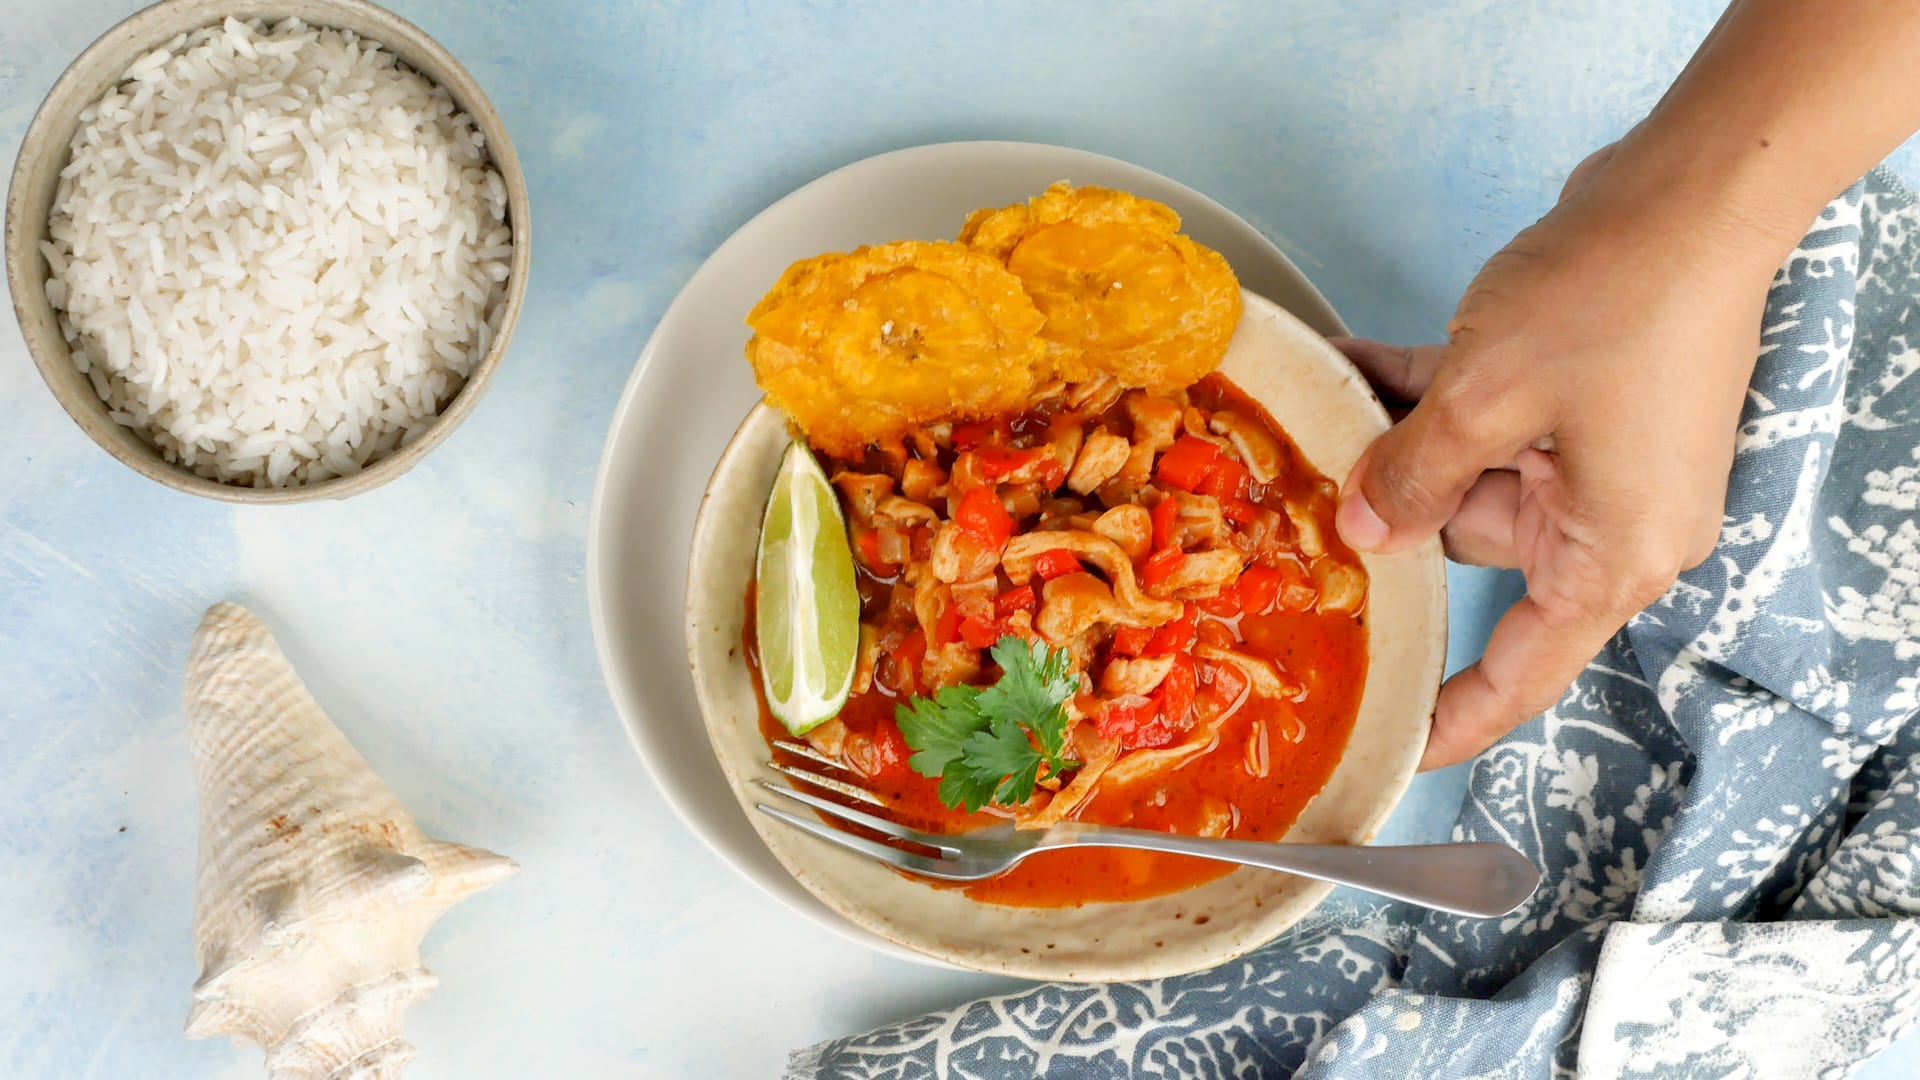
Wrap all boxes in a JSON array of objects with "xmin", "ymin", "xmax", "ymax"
[{"xmin": 746, "ymin": 373, "xmax": 1368, "ymax": 907}]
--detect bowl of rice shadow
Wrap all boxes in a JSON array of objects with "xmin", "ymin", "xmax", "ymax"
[{"xmin": 5, "ymin": 0, "xmax": 530, "ymax": 502}]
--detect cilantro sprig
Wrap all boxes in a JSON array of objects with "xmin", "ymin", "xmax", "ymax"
[{"xmin": 895, "ymin": 637, "xmax": 1081, "ymax": 813}]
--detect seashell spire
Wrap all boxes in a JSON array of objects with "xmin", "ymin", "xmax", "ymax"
[{"xmin": 183, "ymin": 602, "xmax": 516, "ymax": 1079}]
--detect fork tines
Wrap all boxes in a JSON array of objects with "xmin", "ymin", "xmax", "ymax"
[
  {"xmin": 756, "ymin": 774, "xmax": 960, "ymax": 858},
  {"xmin": 771, "ymin": 737, "xmax": 843, "ymax": 771},
  {"xmin": 754, "ymin": 799, "xmax": 951, "ymax": 875},
  {"xmin": 766, "ymin": 755, "xmax": 886, "ymax": 808},
  {"xmin": 753, "ymin": 753, "xmax": 983, "ymax": 879}
]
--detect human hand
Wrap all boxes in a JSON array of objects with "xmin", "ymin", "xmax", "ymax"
[{"xmin": 1333, "ymin": 143, "xmax": 1783, "ymax": 770}]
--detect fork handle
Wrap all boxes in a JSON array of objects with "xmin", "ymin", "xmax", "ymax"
[{"xmin": 1041, "ymin": 824, "xmax": 1540, "ymax": 918}]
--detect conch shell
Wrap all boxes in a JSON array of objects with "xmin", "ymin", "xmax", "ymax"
[{"xmin": 182, "ymin": 603, "xmax": 516, "ymax": 1078}]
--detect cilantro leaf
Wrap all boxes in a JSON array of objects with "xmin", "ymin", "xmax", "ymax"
[
  {"xmin": 895, "ymin": 685, "xmax": 988, "ymax": 780},
  {"xmin": 936, "ymin": 768, "xmax": 996, "ymax": 815},
  {"xmin": 894, "ymin": 636, "xmax": 1085, "ymax": 813},
  {"xmin": 975, "ymin": 637, "xmax": 1079, "ymax": 761},
  {"xmin": 963, "ymin": 715, "xmax": 1050, "ymax": 807}
]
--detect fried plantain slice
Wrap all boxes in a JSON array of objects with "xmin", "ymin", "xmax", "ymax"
[
  {"xmin": 959, "ymin": 183, "xmax": 1241, "ymax": 393},
  {"xmin": 746, "ymin": 240, "xmax": 1048, "ymax": 457}
]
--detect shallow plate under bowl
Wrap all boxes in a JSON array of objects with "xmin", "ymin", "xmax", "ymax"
[
  {"xmin": 589, "ymin": 140, "xmax": 1403, "ymax": 967},
  {"xmin": 684, "ymin": 289, "xmax": 1445, "ymax": 982}
]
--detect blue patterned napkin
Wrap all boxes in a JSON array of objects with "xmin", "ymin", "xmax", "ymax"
[{"xmin": 787, "ymin": 167, "xmax": 1920, "ymax": 1079}]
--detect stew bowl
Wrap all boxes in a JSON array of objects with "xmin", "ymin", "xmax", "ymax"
[{"xmin": 683, "ymin": 289, "xmax": 1446, "ymax": 982}]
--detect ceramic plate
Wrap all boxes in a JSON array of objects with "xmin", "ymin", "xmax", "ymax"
[{"xmin": 589, "ymin": 141, "xmax": 1387, "ymax": 966}]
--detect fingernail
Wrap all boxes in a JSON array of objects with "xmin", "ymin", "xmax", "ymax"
[{"xmin": 1337, "ymin": 491, "xmax": 1390, "ymax": 551}]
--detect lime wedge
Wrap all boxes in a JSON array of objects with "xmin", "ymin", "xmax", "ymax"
[{"xmin": 755, "ymin": 441, "xmax": 860, "ymax": 735}]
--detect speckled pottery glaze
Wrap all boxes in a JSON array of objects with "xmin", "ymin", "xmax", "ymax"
[{"xmin": 684, "ymin": 289, "xmax": 1446, "ymax": 982}]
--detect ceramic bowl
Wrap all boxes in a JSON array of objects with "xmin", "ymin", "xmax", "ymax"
[
  {"xmin": 3, "ymin": 0, "xmax": 531, "ymax": 503},
  {"xmin": 683, "ymin": 290, "xmax": 1448, "ymax": 982}
]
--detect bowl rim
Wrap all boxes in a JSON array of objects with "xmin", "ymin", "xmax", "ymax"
[
  {"xmin": 2, "ymin": 0, "xmax": 532, "ymax": 503},
  {"xmin": 682, "ymin": 288, "xmax": 1447, "ymax": 980}
]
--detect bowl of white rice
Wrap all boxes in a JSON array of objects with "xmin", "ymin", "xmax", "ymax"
[{"xmin": 5, "ymin": 0, "xmax": 529, "ymax": 501}]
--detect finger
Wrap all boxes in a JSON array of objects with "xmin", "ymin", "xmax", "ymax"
[
  {"xmin": 1439, "ymin": 469, "xmax": 1521, "ymax": 569},
  {"xmin": 1417, "ymin": 488, "xmax": 1671, "ymax": 770},
  {"xmin": 1419, "ymin": 593, "xmax": 1621, "ymax": 770},
  {"xmin": 1421, "ymin": 451, "xmax": 1626, "ymax": 768},
  {"xmin": 1339, "ymin": 367, "xmax": 1535, "ymax": 554},
  {"xmin": 1329, "ymin": 338, "xmax": 1447, "ymax": 404}
]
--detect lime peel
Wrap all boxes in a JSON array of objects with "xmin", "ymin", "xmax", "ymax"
[{"xmin": 755, "ymin": 441, "xmax": 859, "ymax": 735}]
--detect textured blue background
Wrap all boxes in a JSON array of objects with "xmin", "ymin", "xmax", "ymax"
[{"xmin": 2, "ymin": 2, "xmax": 1916, "ymax": 1076}]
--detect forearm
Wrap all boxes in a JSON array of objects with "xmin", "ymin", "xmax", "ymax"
[{"xmin": 1594, "ymin": 0, "xmax": 1920, "ymax": 267}]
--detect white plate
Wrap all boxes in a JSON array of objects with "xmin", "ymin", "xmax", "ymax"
[{"xmin": 587, "ymin": 141, "xmax": 1351, "ymax": 964}]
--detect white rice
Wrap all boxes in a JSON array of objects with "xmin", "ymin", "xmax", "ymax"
[{"xmin": 43, "ymin": 17, "xmax": 513, "ymax": 488}]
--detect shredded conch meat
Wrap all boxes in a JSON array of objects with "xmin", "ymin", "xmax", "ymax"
[{"xmin": 821, "ymin": 375, "xmax": 1368, "ymax": 830}]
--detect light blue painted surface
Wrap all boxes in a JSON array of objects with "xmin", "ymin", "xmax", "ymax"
[{"xmin": 2, "ymin": 2, "xmax": 1916, "ymax": 1076}]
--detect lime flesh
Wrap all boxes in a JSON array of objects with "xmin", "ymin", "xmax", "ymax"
[{"xmin": 755, "ymin": 441, "xmax": 859, "ymax": 735}]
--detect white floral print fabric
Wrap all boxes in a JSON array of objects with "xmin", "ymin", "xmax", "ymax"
[{"xmin": 787, "ymin": 168, "xmax": 1920, "ymax": 1080}]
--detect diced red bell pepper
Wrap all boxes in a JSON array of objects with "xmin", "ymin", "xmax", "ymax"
[
  {"xmin": 1094, "ymin": 696, "xmax": 1172, "ymax": 750},
  {"xmin": 1110, "ymin": 625, "xmax": 1154, "ymax": 657},
  {"xmin": 1092, "ymin": 698, "xmax": 1143, "ymax": 740},
  {"xmin": 955, "ymin": 485, "xmax": 1013, "ymax": 550},
  {"xmin": 871, "ymin": 717, "xmax": 909, "ymax": 773},
  {"xmin": 1034, "ymin": 548, "xmax": 1082, "ymax": 580},
  {"xmin": 951, "ymin": 419, "xmax": 1006, "ymax": 452},
  {"xmin": 1196, "ymin": 655, "xmax": 1250, "ymax": 715},
  {"xmin": 1151, "ymin": 497, "xmax": 1179, "ymax": 550},
  {"xmin": 995, "ymin": 584, "xmax": 1038, "ymax": 617},
  {"xmin": 1198, "ymin": 456, "xmax": 1251, "ymax": 502},
  {"xmin": 886, "ymin": 628, "xmax": 928, "ymax": 693},
  {"xmin": 957, "ymin": 614, "xmax": 1000, "ymax": 650},
  {"xmin": 1238, "ymin": 566, "xmax": 1285, "ymax": 615},
  {"xmin": 1145, "ymin": 606, "xmax": 1198, "ymax": 656},
  {"xmin": 857, "ymin": 529, "xmax": 905, "ymax": 576},
  {"xmin": 933, "ymin": 605, "xmax": 961, "ymax": 648},
  {"xmin": 1197, "ymin": 589, "xmax": 1241, "ymax": 617},
  {"xmin": 1209, "ymin": 657, "xmax": 1250, "ymax": 702},
  {"xmin": 976, "ymin": 444, "xmax": 1045, "ymax": 480},
  {"xmin": 1037, "ymin": 455, "xmax": 1069, "ymax": 491},
  {"xmin": 1141, "ymin": 547, "xmax": 1186, "ymax": 591},
  {"xmin": 1222, "ymin": 498, "xmax": 1261, "ymax": 525},
  {"xmin": 1155, "ymin": 436, "xmax": 1221, "ymax": 492},
  {"xmin": 1153, "ymin": 654, "xmax": 1198, "ymax": 727},
  {"xmin": 1125, "ymin": 715, "xmax": 1179, "ymax": 750}
]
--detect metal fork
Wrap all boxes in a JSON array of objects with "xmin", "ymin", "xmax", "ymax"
[{"xmin": 757, "ymin": 745, "xmax": 1540, "ymax": 918}]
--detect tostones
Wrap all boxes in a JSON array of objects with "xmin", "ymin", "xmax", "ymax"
[
  {"xmin": 959, "ymin": 183, "xmax": 1241, "ymax": 394},
  {"xmin": 746, "ymin": 240, "xmax": 1048, "ymax": 457}
]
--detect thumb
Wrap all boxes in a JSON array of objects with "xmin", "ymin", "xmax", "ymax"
[{"xmin": 1338, "ymin": 354, "xmax": 1533, "ymax": 553}]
